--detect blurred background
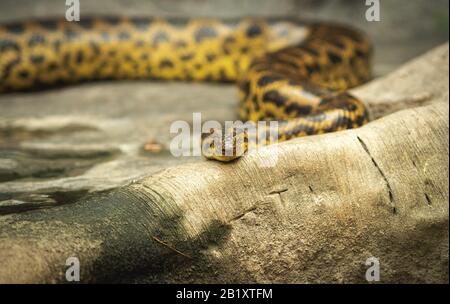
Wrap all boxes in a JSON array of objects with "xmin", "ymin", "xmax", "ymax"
[{"xmin": 0, "ymin": 0, "xmax": 448, "ymax": 75}]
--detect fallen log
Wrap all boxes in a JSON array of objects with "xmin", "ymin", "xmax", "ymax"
[{"xmin": 0, "ymin": 43, "xmax": 448, "ymax": 283}]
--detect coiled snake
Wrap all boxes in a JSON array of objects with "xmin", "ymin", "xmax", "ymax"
[{"xmin": 0, "ymin": 17, "xmax": 372, "ymax": 161}]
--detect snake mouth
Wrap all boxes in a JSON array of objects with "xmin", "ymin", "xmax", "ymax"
[{"xmin": 207, "ymin": 154, "xmax": 242, "ymax": 162}]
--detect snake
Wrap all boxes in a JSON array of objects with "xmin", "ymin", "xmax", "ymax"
[{"xmin": 0, "ymin": 17, "xmax": 372, "ymax": 161}]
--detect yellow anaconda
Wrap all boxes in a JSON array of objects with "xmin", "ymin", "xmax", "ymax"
[{"xmin": 0, "ymin": 17, "xmax": 372, "ymax": 161}]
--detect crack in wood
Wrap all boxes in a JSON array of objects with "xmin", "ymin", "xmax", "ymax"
[
  {"xmin": 357, "ymin": 136, "xmax": 396, "ymax": 213},
  {"xmin": 424, "ymin": 193, "xmax": 432, "ymax": 205},
  {"xmin": 268, "ymin": 188, "xmax": 288, "ymax": 195},
  {"xmin": 230, "ymin": 206, "xmax": 257, "ymax": 222},
  {"xmin": 151, "ymin": 235, "xmax": 192, "ymax": 259}
]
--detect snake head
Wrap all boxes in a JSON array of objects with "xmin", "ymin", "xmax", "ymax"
[{"xmin": 202, "ymin": 127, "xmax": 248, "ymax": 162}]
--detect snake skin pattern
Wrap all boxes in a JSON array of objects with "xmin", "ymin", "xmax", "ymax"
[{"xmin": 0, "ymin": 17, "xmax": 372, "ymax": 161}]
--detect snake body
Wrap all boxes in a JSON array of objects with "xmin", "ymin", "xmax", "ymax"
[{"xmin": 0, "ymin": 17, "xmax": 372, "ymax": 161}]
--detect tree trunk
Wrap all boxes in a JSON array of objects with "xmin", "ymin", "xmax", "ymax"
[{"xmin": 0, "ymin": 44, "xmax": 448, "ymax": 283}]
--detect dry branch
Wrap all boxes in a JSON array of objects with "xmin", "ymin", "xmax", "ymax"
[{"xmin": 0, "ymin": 44, "xmax": 448, "ymax": 283}]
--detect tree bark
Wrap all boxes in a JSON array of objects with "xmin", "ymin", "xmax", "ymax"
[{"xmin": 0, "ymin": 44, "xmax": 448, "ymax": 283}]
